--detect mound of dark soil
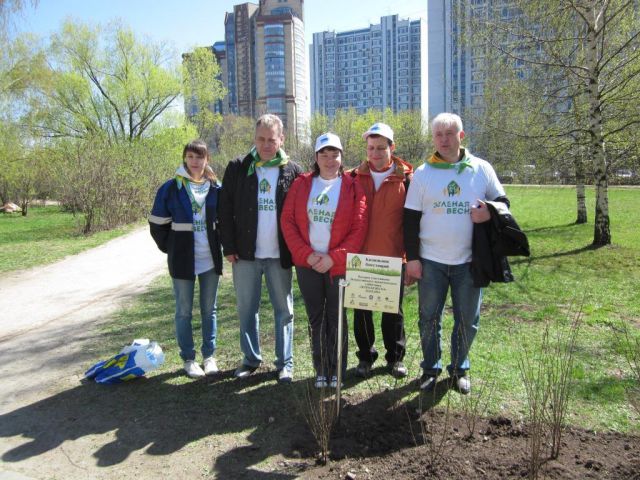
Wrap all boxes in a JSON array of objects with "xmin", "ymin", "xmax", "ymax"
[{"xmin": 296, "ymin": 390, "xmax": 639, "ymax": 479}]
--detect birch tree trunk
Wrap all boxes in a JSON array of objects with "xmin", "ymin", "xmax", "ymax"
[
  {"xmin": 584, "ymin": 2, "xmax": 611, "ymax": 245},
  {"xmin": 574, "ymin": 153, "xmax": 588, "ymax": 224}
]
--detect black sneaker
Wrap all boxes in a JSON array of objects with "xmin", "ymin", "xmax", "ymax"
[
  {"xmin": 452, "ymin": 375, "xmax": 471, "ymax": 395},
  {"xmin": 355, "ymin": 360, "xmax": 372, "ymax": 378},
  {"xmin": 419, "ymin": 373, "xmax": 437, "ymax": 391}
]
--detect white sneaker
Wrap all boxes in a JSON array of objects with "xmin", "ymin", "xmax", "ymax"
[
  {"xmin": 203, "ymin": 357, "xmax": 219, "ymax": 376},
  {"xmin": 184, "ymin": 360, "xmax": 205, "ymax": 378},
  {"xmin": 278, "ymin": 366, "xmax": 293, "ymax": 383}
]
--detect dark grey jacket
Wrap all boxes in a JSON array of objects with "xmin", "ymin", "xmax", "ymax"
[
  {"xmin": 471, "ymin": 200, "xmax": 530, "ymax": 287},
  {"xmin": 218, "ymin": 152, "xmax": 302, "ymax": 269}
]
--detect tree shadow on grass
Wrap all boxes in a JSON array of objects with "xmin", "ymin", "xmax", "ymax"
[
  {"xmin": 524, "ymin": 222, "xmax": 577, "ymax": 234},
  {"xmin": 0, "ymin": 369, "xmax": 315, "ymax": 479}
]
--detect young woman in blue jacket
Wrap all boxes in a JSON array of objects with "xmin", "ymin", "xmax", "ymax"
[{"xmin": 149, "ymin": 140, "xmax": 223, "ymax": 378}]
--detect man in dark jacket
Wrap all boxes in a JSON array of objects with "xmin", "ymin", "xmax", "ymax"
[
  {"xmin": 404, "ymin": 113, "xmax": 509, "ymax": 395},
  {"xmin": 218, "ymin": 114, "xmax": 302, "ymax": 383}
]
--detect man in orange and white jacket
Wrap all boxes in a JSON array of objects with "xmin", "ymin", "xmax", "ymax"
[{"xmin": 350, "ymin": 122, "xmax": 413, "ymax": 379}]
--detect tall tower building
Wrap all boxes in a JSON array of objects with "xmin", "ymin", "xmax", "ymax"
[
  {"xmin": 310, "ymin": 14, "xmax": 428, "ymax": 122},
  {"xmin": 219, "ymin": 1, "xmax": 309, "ymax": 140},
  {"xmin": 255, "ymin": 0, "xmax": 308, "ymax": 140},
  {"xmin": 229, "ymin": 3, "xmax": 259, "ymax": 118}
]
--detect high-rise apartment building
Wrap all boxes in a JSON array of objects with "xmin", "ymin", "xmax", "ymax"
[
  {"xmin": 219, "ymin": 0, "xmax": 309, "ymax": 140},
  {"xmin": 310, "ymin": 14, "xmax": 428, "ymax": 121},
  {"xmin": 428, "ymin": 0, "xmax": 523, "ymax": 134}
]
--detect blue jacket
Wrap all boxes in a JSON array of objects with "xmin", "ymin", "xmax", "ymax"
[{"xmin": 149, "ymin": 179, "xmax": 223, "ymax": 280}]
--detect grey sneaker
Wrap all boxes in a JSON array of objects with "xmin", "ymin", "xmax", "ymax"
[
  {"xmin": 314, "ymin": 375, "xmax": 328, "ymax": 389},
  {"xmin": 419, "ymin": 373, "xmax": 437, "ymax": 391},
  {"xmin": 355, "ymin": 360, "xmax": 372, "ymax": 378},
  {"xmin": 389, "ymin": 361, "xmax": 408, "ymax": 379},
  {"xmin": 278, "ymin": 366, "xmax": 293, "ymax": 384},
  {"xmin": 184, "ymin": 360, "xmax": 205, "ymax": 379},
  {"xmin": 453, "ymin": 375, "xmax": 471, "ymax": 395},
  {"xmin": 234, "ymin": 364, "xmax": 258, "ymax": 378},
  {"xmin": 329, "ymin": 375, "xmax": 344, "ymax": 388}
]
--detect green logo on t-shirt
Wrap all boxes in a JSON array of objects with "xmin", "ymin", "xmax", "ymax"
[
  {"xmin": 259, "ymin": 178, "xmax": 271, "ymax": 194},
  {"xmin": 313, "ymin": 193, "xmax": 330, "ymax": 205},
  {"xmin": 444, "ymin": 180, "xmax": 461, "ymax": 197}
]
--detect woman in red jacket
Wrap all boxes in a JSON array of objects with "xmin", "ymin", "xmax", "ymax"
[{"xmin": 281, "ymin": 133, "xmax": 368, "ymax": 388}]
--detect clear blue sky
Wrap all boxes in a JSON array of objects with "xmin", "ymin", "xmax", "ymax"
[{"xmin": 14, "ymin": 0, "xmax": 427, "ymax": 54}]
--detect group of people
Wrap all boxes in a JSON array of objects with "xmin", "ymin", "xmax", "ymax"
[{"xmin": 149, "ymin": 112, "xmax": 509, "ymax": 394}]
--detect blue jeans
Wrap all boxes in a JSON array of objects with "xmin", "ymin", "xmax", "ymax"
[
  {"xmin": 232, "ymin": 258, "xmax": 294, "ymax": 370},
  {"xmin": 172, "ymin": 268, "xmax": 220, "ymax": 361},
  {"xmin": 418, "ymin": 259, "xmax": 481, "ymax": 377}
]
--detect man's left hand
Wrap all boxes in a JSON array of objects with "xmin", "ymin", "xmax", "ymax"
[{"xmin": 471, "ymin": 199, "xmax": 491, "ymax": 223}]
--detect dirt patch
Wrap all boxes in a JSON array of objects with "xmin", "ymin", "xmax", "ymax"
[
  {"xmin": 1, "ymin": 361, "xmax": 638, "ymax": 479},
  {"xmin": 301, "ymin": 388, "xmax": 640, "ymax": 479}
]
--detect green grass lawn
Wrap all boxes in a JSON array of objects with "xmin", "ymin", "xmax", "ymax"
[
  {"xmin": 95, "ymin": 186, "xmax": 640, "ymax": 433},
  {"xmin": 0, "ymin": 206, "xmax": 137, "ymax": 273}
]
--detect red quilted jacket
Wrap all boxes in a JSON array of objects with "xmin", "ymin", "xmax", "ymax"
[{"xmin": 281, "ymin": 172, "xmax": 368, "ymax": 278}]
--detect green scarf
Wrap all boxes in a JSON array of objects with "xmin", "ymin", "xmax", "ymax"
[
  {"xmin": 426, "ymin": 149, "xmax": 474, "ymax": 174},
  {"xmin": 247, "ymin": 146, "xmax": 289, "ymax": 176}
]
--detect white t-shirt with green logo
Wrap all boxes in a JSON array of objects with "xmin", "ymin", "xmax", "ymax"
[
  {"xmin": 307, "ymin": 175, "xmax": 342, "ymax": 254},
  {"xmin": 404, "ymin": 155, "xmax": 505, "ymax": 265},
  {"xmin": 255, "ymin": 166, "xmax": 280, "ymax": 259},
  {"xmin": 188, "ymin": 181, "xmax": 214, "ymax": 275}
]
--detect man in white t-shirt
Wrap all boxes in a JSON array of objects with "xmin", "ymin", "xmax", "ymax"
[
  {"xmin": 404, "ymin": 112, "xmax": 510, "ymax": 395},
  {"xmin": 219, "ymin": 114, "xmax": 302, "ymax": 383}
]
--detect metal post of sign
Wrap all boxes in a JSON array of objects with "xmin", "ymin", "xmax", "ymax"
[{"xmin": 336, "ymin": 278, "xmax": 348, "ymax": 418}]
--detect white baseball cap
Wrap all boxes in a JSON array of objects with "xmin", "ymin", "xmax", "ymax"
[
  {"xmin": 362, "ymin": 122, "xmax": 394, "ymax": 143},
  {"xmin": 315, "ymin": 132, "xmax": 343, "ymax": 153}
]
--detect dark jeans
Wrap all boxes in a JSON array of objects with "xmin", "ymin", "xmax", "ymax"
[
  {"xmin": 296, "ymin": 267, "xmax": 347, "ymax": 377},
  {"xmin": 353, "ymin": 268, "xmax": 406, "ymax": 364}
]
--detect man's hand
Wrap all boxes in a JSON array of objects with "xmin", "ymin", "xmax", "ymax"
[
  {"xmin": 225, "ymin": 254, "xmax": 239, "ymax": 264},
  {"xmin": 312, "ymin": 254, "xmax": 334, "ymax": 274},
  {"xmin": 471, "ymin": 199, "xmax": 491, "ymax": 223},
  {"xmin": 405, "ymin": 259, "xmax": 422, "ymax": 283}
]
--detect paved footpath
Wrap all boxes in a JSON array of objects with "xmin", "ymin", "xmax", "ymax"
[
  {"xmin": 0, "ymin": 227, "xmax": 165, "ymax": 340},
  {"xmin": 0, "ymin": 226, "xmax": 166, "ymax": 401},
  {"xmin": 0, "ymin": 227, "xmax": 166, "ymax": 479}
]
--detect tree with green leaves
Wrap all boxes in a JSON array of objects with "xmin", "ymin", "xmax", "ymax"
[
  {"xmin": 473, "ymin": 0, "xmax": 640, "ymax": 246},
  {"xmin": 182, "ymin": 46, "xmax": 226, "ymax": 146},
  {"xmin": 29, "ymin": 19, "xmax": 182, "ymax": 142},
  {"xmin": 305, "ymin": 108, "xmax": 429, "ymax": 171}
]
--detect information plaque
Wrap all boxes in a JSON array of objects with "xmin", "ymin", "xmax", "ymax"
[{"xmin": 344, "ymin": 253, "xmax": 402, "ymax": 314}]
